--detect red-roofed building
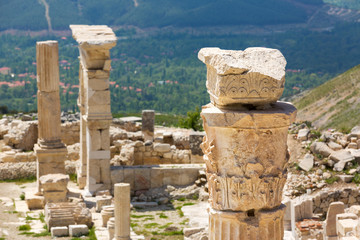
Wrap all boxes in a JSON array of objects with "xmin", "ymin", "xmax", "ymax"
[
  {"xmin": 18, "ymin": 73, "xmax": 28, "ymax": 78},
  {"xmin": 136, "ymin": 88, "xmax": 142, "ymax": 92},
  {"xmin": 0, "ymin": 67, "xmax": 11, "ymax": 75}
]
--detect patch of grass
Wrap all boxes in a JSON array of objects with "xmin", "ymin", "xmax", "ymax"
[
  {"xmin": 176, "ymin": 207, "xmax": 184, "ymax": 217},
  {"xmin": 180, "ymin": 219, "xmax": 189, "ymax": 225},
  {"xmin": 39, "ymin": 212, "xmax": 45, "ymax": 223},
  {"xmin": 158, "ymin": 222, "xmax": 173, "ymax": 229},
  {"xmin": 158, "ymin": 213, "xmax": 168, "ymax": 219},
  {"xmin": 177, "ymin": 197, "xmax": 186, "ymax": 201},
  {"xmin": 18, "ymin": 224, "xmax": 31, "ymax": 231},
  {"xmin": 20, "ymin": 193, "xmax": 25, "ymax": 200},
  {"xmin": 144, "ymin": 217, "xmax": 155, "ymax": 221},
  {"xmin": 0, "ymin": 237, "xmax": 5, "ymax": 240},
  {"xmin": 353, "ymin": 173, "xmax": 360, "ymax": 184},
  {"xmin": 131, "ymin": 214, "xmax": 153, "ymax": 219},
  {"xmin": 182, "ymin": 202, "xmax": 195, "ymax": 207},
  {"xmin": 19, "ymin": 231, "xmax": 35, "ymax": 235},
  {"xmin": 325, "ymin": 176, "xmax": 339, "ymax": 184},
  {"xmin": 192, "ymin": 194, "xmax": 199, "ymax": 200},
  {"xmin": 88, "ymin": 226, "xmax": 97, "ymax": 240},
  {"xmin": 32, "ymin": 231, "xmax": 51, "ymax": 237},
  {"xmin": 152, "ymin": 230, "xmax": 184, "ymax": 236},
  {"xmin": 130, "ymin": 222, "xmax": 139, "ymax": 228},
  {"xmin": 0, "ymin": 176, "xmax": 36, "ymax": 184},
  {"xmin": 69, "ymin": 173, "xmax": 77, "ymax": 183},
  {"xmin": 4, "ymin": 210, "xmax": 18, "ymax": 214},
  {"xmin": 144, "ymin": 223, "xmax": 160, "ymax": 228}
]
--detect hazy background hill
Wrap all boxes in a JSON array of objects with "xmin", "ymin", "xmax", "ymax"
[{"xmin": 0, "ymin": 0, "xmax": 352, "ymax": 31}]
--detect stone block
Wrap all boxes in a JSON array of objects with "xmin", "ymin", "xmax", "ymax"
[
  {"xmin": 39, "ymin": 174, "xmax": 69, "ymax": 192},
  {"xmin": 123, "ymin": 168, "xmax": 135, "ymax": 189},
  {"xmin": 88, "ymin": 78, "xmax": 109, "ymax": 91},
  {"xmin": 150, "ymin": 168, "xmax": 164, "ymax": 188},
  {"xmin": 134, "ymin": 168, "xmax": 151, "ymax": 191},
  {"xmin": 298, "ymin": 129, "xmax": 310, "ymax": 141},
  {"xmin": 154, "ymin": 143, "xmax": 171, "ymax": 153},
  {"xmin": 100, "ymin": 128, "xmax": 110, "ymax": 150},
  {"xmin": 298, "ymin": 154, "xmax": 314, "ymax": 171},
  {"xmin": 51, "ymin": 226, "xmax": 69, "ymax": 237},
  {"xmin": 88, "ymin": 150, "xmax": 110, "ymax": 160},
  {"xmin": 189, "ymin": 132, "xmax": 205, "ymax": 156},
  {"xmin": 88, "ymin": 90, "xmax": 110, "ymax": 106},
  {"xmin": 96, "ymin": 195, "xmax": 112, "ymax": 212},
  {"xmin": 110, "ymin": 166, "xmax": 124, "ymax": 185},
  {"xmin": 69, "ymin": 224, "xmax": 89, "ymax": 237},
  {"xmin": 26, "ymin": 195, "xmax": 45, "ymax": 210},
  {"xmin": 143, "ymin": 156, "xmax": 161, "ymax": 165},
  {"xmin": 325, "ymin": 202, "xmax": 345, "ymax": 237},
  {"xmin": 336, "ymin": 214, "xmax": 358, "ymax": 237},
  {"xmin": 349, "ymin": 205, "xmax": 360, "ymax": 217},
  {"xmin": 43, "ymin": 191, "xmax": 67, "ymax": 203}
]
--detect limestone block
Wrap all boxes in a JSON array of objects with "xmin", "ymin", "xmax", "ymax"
[
  {"xmin": 123, "ymin": 168, "xmax": 135, "ymax": 189},
  {"xmin": 87, "ymin": 69, "xmax": 110, "ymax": 79},
  {"xmin": 299, "ymin": 154, "xmax": 314, "ymax": 171},
  {"xmin": 88, "ymin": 77, "xmax": 110, "ymax": 91},
  {"xmin": 110, "ymin": 166, "xmax": 124, "ymax": 185},
  {"xmin": 51, "ymin": 226, "xmax": 69, "ymax": 237},
  {"xmin": 349, "ymin": 205, "xmax": 360, "ymax": 217},
  {"xmin": 133, "ymin": 152, "xmax": 143, "ymax": 165},
  {"xmin": 150, "ymin": 168, "xmax": 164, "ymax": 188},
  {"xmin": 39, "ymin": 174, "xmax": 69, "ymax": 192},
  {"xmin": 325, "ymin": 202, "xmax": 345, "ymax": 237},
  {"xmin": 43, "ymin": 191, "xmax": 67, "ymax": 203},
  {"xmin": 336, "ymin": 213, "xmax": 358, "ymax": 237},
  {"xmin": 310, "ymin": 142, "xmax": 334, "ymax": 157},
  {"xmin": 298, "ymin": 129, "xmax": 310, "ymax": 141},
  {"xmin": 86, "ymin": 104, "xmax": 111, "ymax": 117},
  {"xmin": 107, "ymin": 217, "xmax": 115, "ymax": 240},
  {"xmin": 88, "ymin": 90, "xmax": 110, "ymax": 106},
  {"xmin": 96, "ymin": 195, "xmax": 112, "ymax": 212},
  {"xmin": 198, "ymin": 47, "xmax": 286, "ymax": 107},
  {"xmin": 1, "ymin": 151, "xmax": 16, "ymax": 162},
  {"xmin": 100, "ymin": 128, "xmax": 110, "ymax": 150},
  {"xmin": 328, "ymin": 141, "xmax": 343, "ymax": 151},
  {"xmin": 26, "ymin": 195, "xmax": 45, "ymax": 210},
  {"xmin": 153, "ymin": 143, "xmax": 171, "ymax": 153},
  {"xmin": 330, "ymin": 150, "xmax": 355, "ymax": 163},
  {"xmin": 143, "ymin": 156, "xmax": 161, "ymax": 165},
  {"xmin": 134, "ymin": 168, "xmax": 151, "ymax": 191},
  {"xmin": 101, "ymin": 205, "xmax": 114, "ymax": 227},
  {"xmin": 69, "ymin": 224, "xmax": 89, "ymax": 237}
]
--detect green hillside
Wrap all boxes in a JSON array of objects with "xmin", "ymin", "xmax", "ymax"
[
  {"xmin": 0, "ymin": 0, "xmax": 321, "ymax": 31},
  {"xmin": 295, "ymin": 64, "xmax": 360, "ymax": 131}
]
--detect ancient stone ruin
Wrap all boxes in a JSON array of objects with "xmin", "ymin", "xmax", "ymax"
[
  {"xmin": 70, "ymin": 25, "xmax": 117, "ymax": 195},
  {"xmin": 35, "ymin": 41, "xmax": 68, "ymax": 193},
  {"xmin": 199, "ymin": 47, "xmax": 297, "ymax": 239}
]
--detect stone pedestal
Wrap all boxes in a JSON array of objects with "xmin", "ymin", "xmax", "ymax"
[
  {"xmin": 199, "ymin": 47, "xmax": 296, "ymax": 240},
  {"xmin": 114, "ymin": 183, "xmax": 130, "ymax": 240},
  {"xmin": 35, "ymin": 41, "xmax": 67, "ymax": 193},
  {"xmin": 142, "ymin": 110, "xmax": 155, "ymax": 141},
  {"xmin": 70, "ymin": 25, "xmax": 117, "ymax": 195}
]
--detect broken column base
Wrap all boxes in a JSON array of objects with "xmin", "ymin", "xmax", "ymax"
[
  {"xmin": 35, "ymin": 144, "xmax": 67, "ymax": 192},
  {"xmin": 208, "ymin": 204, "xmax": 285, "ymax": 240}
]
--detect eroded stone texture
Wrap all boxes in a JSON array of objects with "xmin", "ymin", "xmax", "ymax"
[
  {"xmin": 199, "ymin": 47, "xmax": 295, "ymax": 240},
  {"xmin": 70, "ymin": 25, "xmax": 116, "ymax": 194},
  {"xmin": 35, "ymin": 41, "xmax": 67, "ymax": 193},
  {"xmin": 198, "ymin": 47, "xmax": 286, "ymax": 108},
  {"xmin": 142, "ymin": 110, "xmax": 155, "ymax": 141}
]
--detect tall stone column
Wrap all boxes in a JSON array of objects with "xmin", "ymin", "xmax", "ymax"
[
  {"xmin": 114, "ymin": 183, "xmax": 130, "ymax": 240},
  {"xmin": 35, "ymin": 41, "xmax": 67, "ymax": 193},
  {"xmin": 142, "ymin": 110, "xmax": 155, "ymax": 141},
  {"xmin": 198, "ymin": 47, "xmax": 297, "ymax": 240},
  {"xmin": 70, "ymin": 25, "xmax": 117, "ymax": 195}
]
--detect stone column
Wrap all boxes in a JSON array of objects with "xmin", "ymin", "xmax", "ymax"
[
  {"xmin": 198, "ymin": 47, "xmax": 297, "ymax": 240},
  {"xmin": 35, "ymin": 41, "xmax": 67, "ymax": 193},
  {"xmin": 114, "ymin": 183, "xmax": 130, "ymax": 240},
  {"xmin": 142, "ymin": 110, "xmax": 155, "ymax": 141},
  {"xmin": 70, "ymin": 25, "xmax": 117, "ymax": 195}
]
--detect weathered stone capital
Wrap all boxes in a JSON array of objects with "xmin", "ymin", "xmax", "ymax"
[{"xmin": 198, "ymin": 47, "xmax": 287, "ymax": 107}]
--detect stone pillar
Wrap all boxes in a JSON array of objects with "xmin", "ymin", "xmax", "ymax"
[
  {"xmin": 142, "ymin": 110, "xmax": 155, "ymax": 141},
  {"xmin": 114, "ymin": 183, "xmax": 130, "ymax": 240},
  {"xmin": 35, "ymin": 41, "xmax": 67, "ymax": 193},
  {"xmin": 70, "ymin": 25, "xmax": 117, "ymax": 195},
  {"xmin": 198, "ymin": 47, "xmax": 297, "ymax": 240},
  {"xmin": 77, "ymin": 63, "xmax": 87, "ymax": 189}
]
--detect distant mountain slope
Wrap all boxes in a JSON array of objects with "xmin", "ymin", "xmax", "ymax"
[
  {"xmin": 294, "ymin": 64, "xmax": 360, "ymax": 131},
  {"xmin": 0, "ymin": 0, "xmax": 323, "ymax": 31}
]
